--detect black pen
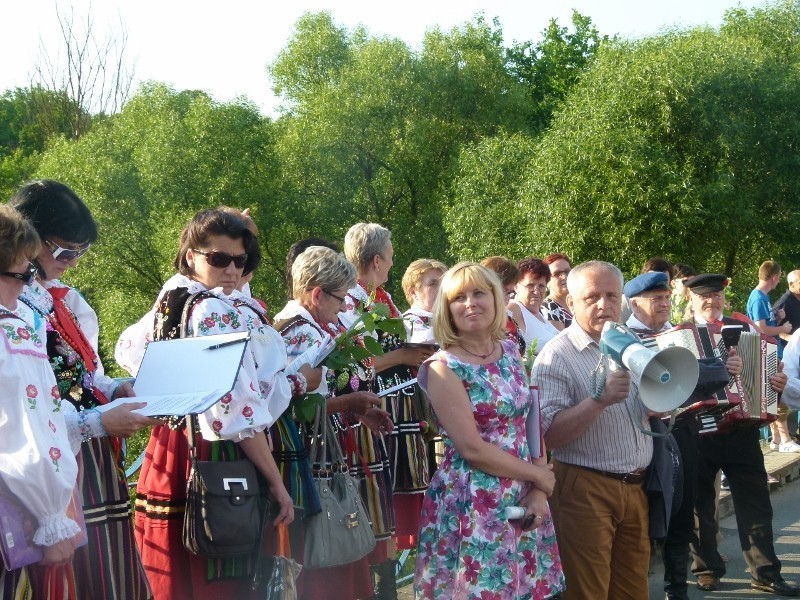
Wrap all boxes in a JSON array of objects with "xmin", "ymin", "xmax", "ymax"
[{"xmin": 204, "ymin": 336, "xmax": 249, "ymax": 351}]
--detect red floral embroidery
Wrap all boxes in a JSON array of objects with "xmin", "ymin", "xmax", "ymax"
[
  {"xmin": 222, "ymin": 314, "xmax": 231, "ymax": 324},
  {"xmin": 49, "ymin": 447, "xmax": 61, "ymax": 471},
  {"xmin": 204, "ymin": 317, "xmax": 215, "ymax": 328},
  {"xmin": 211, "ymin": 420, "xmax": 223, "ymax": 437},
  {"xmin": 17, "ymin": 327, "xmax": 30, "ymax": 340},
  {"xmin": 220, "ymin": 393, "xmax": 232, "ymax": 404},
  {"xmin": 26, "ymin": 385, "xmax": 38, "ymax": 398},
  {"xmin": 51, "ymin": 386, "xmax": 60, "ymax": 399},
  {"xmin": 242, "ymin": 406, "xmax": 253, "ymax": 418}
]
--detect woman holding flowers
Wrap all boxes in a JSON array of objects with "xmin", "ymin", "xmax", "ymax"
[{"xmin": 274, "ymin": 244, "xmax": 393, "ymax": 599}]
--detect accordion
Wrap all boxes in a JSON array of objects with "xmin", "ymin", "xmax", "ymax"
[
  {"xmin": 647, "ymin": 323, "xmax": 778, "ymax": 433},
  {"xmin": 708, "ymin": 324, "xmax": 779, "ymax": 431}
]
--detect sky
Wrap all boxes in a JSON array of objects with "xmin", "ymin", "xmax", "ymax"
[{"xmin": 2, "ymin": 0, "xmax": 768, "ymax": 116}]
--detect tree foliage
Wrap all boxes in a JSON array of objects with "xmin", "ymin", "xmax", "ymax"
[
  {"xmin": 507, "ymin": 10, "xmax": 607, "ymax": 132},
  {"xmin": 450, "ymin": 0, "xmax": 800, "ymax": 302},
  {"xmin": 33, "ymin": 84, "xmax": 283, "ymax": 365},
  {"xmin": 269, "ymin": 13, "xmax": 555, "ymax": 288}
]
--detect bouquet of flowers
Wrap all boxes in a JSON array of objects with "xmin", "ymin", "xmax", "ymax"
[{"xmin": 292, "ymin": 295, "xmax": 406, "ymax": 423}]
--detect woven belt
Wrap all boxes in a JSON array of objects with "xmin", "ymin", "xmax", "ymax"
[{"xmin": 582, "ymin": 466, "xmax": 646, "ymax": 485}]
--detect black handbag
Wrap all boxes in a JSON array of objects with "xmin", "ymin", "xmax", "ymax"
[{"xmin": 182, "ymin": 413, "xmax": 265, "ymax": 558}]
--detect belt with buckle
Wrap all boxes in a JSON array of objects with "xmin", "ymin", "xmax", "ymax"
[{"xmin": 582, "ymin": 466, "xmax": 646, "ymax": 485}]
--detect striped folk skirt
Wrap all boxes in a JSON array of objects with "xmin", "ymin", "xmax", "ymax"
[{"xmin": 72, "ymin": 437, "xmax": 151, "ymax": 600}]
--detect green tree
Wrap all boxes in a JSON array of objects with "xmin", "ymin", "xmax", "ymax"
[
  {"xmin": 507, "ymin": 10, "xmax": 607, "ymax": 133},
  {"xmin": 450, "ymin": 1, "xmax": 800, "ymax": 299},
  {"xmin": 0, "ymin": 87, "xmax": 79, "ymax": 198},
  {"xmin": 33, "ymin": 83, "xmax": 284, "ymax": 364},
  {"xmin": 270, "ymin": 13, "xmax": 532, "ymax": 294}
]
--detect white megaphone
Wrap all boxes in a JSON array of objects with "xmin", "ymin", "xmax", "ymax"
[{"xmin": 598, "ymin": 322, "xmax": 699, "ymax": 413}]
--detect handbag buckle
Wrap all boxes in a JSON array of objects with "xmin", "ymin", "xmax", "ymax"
[
  {"xmin": 222, "ymin": 478, "xmax": 249, "ymax": 491},
  {"xmin": 345, "ymin": 512, "xmax": 359, "ymax": 529}
]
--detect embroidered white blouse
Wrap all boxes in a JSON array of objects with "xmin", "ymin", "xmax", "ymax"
[
  {"xmin": 273, "ymin": 300, "xmax": 330, "ymax": 397},
  {"xmin": 0, "ymin": 303, "xmax": 81, "ymax": 547},
  {"xmin": 118, "ymin": 274, "xmax": 293, "ymax": 442},
  {"xmin": 403, "ymin": 305, "xmax": 436, "ymax": 344}
]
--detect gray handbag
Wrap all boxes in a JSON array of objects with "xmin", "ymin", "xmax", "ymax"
[{"xmin": 303, "ymin": 407, "xmax": 375, "ymax": 569}]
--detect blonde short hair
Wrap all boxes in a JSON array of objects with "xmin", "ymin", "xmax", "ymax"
[
  {"xmin": 401, "ymin": 258, "xmax": 448, "ymax": 305},
  {"xmin": 344, "ymin": 223, "xmax": 392, "ymax": 272},
  {"xmin": 432, "ymin": 261, "xmax": 507, "ymax": 348},
  {"xmin": 291, "ymin": 246, "xmax": 356, "ymax": 300}
]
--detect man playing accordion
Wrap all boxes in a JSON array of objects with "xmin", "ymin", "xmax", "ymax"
[{"xmin": 683, "ymin": 274, "xmax": 798, "ymax": 597}]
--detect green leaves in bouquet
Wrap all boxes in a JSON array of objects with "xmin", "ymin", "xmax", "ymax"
[{"xmin": 292, "ymin": 392, "xmax": 326, "ymax": 424}]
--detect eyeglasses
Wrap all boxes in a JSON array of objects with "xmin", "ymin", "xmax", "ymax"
[
  {"xmin": 1, "ymin": 262, "xmax": 37, "ymax": 286},
  {"xmin": 193, "ymin": 249, "xmax": 248, "ymax": 269},
  {"xmin": 324, "ymin": 289, "xmax": 347, "ymax": 304},
  {"xmin": 45, "ymin": 239, "xmax": 91, "ymax": 262}
]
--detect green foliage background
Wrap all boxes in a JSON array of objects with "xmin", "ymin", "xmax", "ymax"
[{"xmin": 2, "ymin": 1, "xmax": 800, "ymax": 369}]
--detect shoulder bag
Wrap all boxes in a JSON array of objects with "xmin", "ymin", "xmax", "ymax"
[{"xmin": 303, "ymin": 407, "xmax": 375, "ymax": 569}]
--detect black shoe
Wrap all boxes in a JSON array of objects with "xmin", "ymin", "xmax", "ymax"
[{"xmin": 751, "ymin": 578, "xmax": 800, "ymax": 596}]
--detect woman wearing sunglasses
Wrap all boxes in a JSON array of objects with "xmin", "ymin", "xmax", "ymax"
[
  {"xmin": 131, "ymin": 207, "xmax": 310, "ymax": 600},
  {"xmin": 0, "ymin": 204, "xmax": 84, "ymax": 599},
  {"xmin": 12, "ymin": 180, "xmax": 156, "ymax": 600}
]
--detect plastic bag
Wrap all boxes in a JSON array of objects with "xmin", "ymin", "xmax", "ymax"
[{"xmin": 264, "ymin": 523, "xmax": 302, "ymax": 600}]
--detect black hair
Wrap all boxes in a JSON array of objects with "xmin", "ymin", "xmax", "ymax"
[
  {"xmin": 175, "ymin": 208, "xmax": 261, "ymax": 276},
  {"xmin": 11, "ymin": 180, "xmax": 98, "ymax": 244}
]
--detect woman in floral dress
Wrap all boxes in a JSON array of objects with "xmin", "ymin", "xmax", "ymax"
[{"xmin": 415, "ymin": 262, "xmax": 564, "ymax": 600}]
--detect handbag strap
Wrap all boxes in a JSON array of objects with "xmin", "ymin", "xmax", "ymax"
[{"xmin": 309, "ymin": 404, "xmax": 349, "ymax": 473}]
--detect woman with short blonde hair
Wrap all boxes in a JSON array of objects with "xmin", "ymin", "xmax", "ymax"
[
  {"xmin": 415, "ymin": 261, "xmax": 564, "ymax": 598},
  {"xmin": 433, "ymin": 262, "xmax": 507, "ymax": 348}
]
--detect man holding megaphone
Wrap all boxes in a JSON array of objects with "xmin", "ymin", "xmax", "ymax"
[{"xmin": 533, "ymin": 261, "xmax": 653, "ymax": 600}]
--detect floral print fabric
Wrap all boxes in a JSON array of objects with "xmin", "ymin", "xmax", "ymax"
[{"xmin": 415, "ymin": 339, "xmax": 564, "ymax": 599}]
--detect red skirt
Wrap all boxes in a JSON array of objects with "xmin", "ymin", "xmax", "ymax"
[{"xmin": 134, "ymin": 424, "xmax": 265, "ymax": 600}]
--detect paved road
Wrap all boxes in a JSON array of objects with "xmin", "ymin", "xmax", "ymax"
[
  {"xmin": 398, "ymin": 448, "xmax": 800, "ymax": 600},
  {"xmin": 649, "ymin": 476, "xmax": 800, "ymax": 599}
]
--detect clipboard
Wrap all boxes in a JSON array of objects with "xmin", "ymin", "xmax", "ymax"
[{"xmin": 98, "ymin": 332, "xmax": 250, "ymax": 417}]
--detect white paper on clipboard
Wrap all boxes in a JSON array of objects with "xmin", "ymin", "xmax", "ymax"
[{"xmin": 98, "ymin": 331, "xmax": 250, "ymax": 416}]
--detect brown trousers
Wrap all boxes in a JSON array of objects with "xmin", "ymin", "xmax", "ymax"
[{"xmin": 550, "ymin": 460, "xmax": 651, "ymax": 600}]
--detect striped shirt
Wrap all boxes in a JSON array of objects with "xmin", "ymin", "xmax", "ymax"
[{"xmin": 532, "ymin": 324, "xmax": 653, "ymax": 473}]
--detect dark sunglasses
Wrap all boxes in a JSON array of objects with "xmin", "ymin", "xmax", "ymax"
[
  {"xmin": 45, "ymin": 239, "xmax": 91, "ymax": 262},
  {"xmin": 193, "ymin": 249, "xmax": 248, "ymax": 269},
  {"xmin": 1, "ymin": 262, "xmax": 37, "ymax": 286}
]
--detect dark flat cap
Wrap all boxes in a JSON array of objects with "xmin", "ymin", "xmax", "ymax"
[
  {"xmin": 624, "ymin": 272, "xmax": 670, "ymax": 298},
  {"xmin": 685, "ymin": 273, "xmax": 729, "ymax": 295}
]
